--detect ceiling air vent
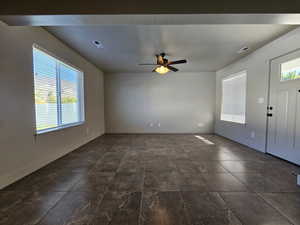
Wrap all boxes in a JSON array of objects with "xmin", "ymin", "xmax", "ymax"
[
  {"xmin": 92, "ymin": 40, "xmax": 103, "ymax": 49},
  {"xmin": 237, "ymin": 46, "xmax": 250, "ymax": 54}
]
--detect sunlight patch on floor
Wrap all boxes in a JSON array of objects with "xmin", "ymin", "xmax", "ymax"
[{"xmin": 194, "ymin": 135, "xmax": 215, "ymax": 145}]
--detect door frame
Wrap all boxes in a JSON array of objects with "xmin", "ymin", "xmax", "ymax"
[{"xmin": 265, "ymin": 48, "xmax": 300, "ymax": 157}]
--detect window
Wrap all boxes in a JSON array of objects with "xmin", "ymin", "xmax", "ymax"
[
  {"xmin": 33, "ymin": 45, "xmax": 84, "ymax": 134},
  {"xmin": 280, "ymin": 57, "xmax": 300, "ymax": 81},
  {"xmin": 221, "ymin": 71, "xmax": 247, "ymax": 124}
]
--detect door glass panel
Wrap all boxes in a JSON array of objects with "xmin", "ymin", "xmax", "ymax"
[{"xmin": 280, "ymin": 57, "xmax": 300, "ymax": 81}]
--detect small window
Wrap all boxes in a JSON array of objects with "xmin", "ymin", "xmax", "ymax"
[
  {"xmin": 221, "ymin": 71, "xmax": 247, "ymax": 124},
  {"xmin": 280, "ymin": 57, "xmax": 300, "ymax": 81},
  {"xmin": 33, "ymin": 45, "xmax": 84, "ymax": 134}
]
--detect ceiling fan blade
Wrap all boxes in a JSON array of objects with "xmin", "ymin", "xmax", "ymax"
[
  {"xmin": 168, "ymin": 59, "xmax": 187, "ymax": 65},
  {"xmin": 167, "ymin": 65, "xmax": 179, "ymax": 72},
  {"xmin": 139, "ymin": 63, "xmax": 157, "ymax": 65},
  {"xmin": 152, "ymin": 67, "xmax": 158, "ymax": 72}
]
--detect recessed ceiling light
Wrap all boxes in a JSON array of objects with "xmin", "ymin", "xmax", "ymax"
[
  {"xmin": 92, "ymin": 40, "xmax": 103, "ymax": 48},
  {"xmin": 237, "ymin": 46, "xmax": 250, "ymax": 54}
]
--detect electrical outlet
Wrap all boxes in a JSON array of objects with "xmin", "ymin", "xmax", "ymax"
[{"xmin": 250, "ymin": 131, "xmax": 255, "ymax": 139}]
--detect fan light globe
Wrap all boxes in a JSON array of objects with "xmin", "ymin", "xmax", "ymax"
[{"xmin": 155, "ymin": 66, "xmax": 169, "ymax": 75}]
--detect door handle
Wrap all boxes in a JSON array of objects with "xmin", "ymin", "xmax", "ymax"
[{"xmin": 267, "ymin": 113, "xmax": 273, "ymax": 117}]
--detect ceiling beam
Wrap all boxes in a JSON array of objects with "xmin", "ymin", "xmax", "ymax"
[
  {"xmin": 1, "ymin": 0, "xmax": 300, "ymax": 15},
  {"xmin": 2, "ymin": 14, "xmax": 300, "ymax": 26}
]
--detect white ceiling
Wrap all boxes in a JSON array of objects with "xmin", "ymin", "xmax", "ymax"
[{"xmin": 46, "ymin": 25, "xmax": 296, "ymax": 73}]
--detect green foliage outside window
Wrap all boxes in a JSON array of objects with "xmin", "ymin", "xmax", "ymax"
[
  {"xmin": 61, "ymin": 97, "xmax": 78, "ymax": 103},
  {"xmin": 47, "ymin": 91, "xmax": 57, "ymax": 103},
  {"xmin": 281, "ymin": 69, "xmax": 300, "ymax": 81},
  {"xmin": 35, "ymin": 90, "xmax": 77, "ymax": 104}
]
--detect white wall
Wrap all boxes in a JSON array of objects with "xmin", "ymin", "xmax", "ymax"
[
  {"xmin": 215, "ymin": 27, "xmax": 300, "ymax": 152},
  {"xmin": 0, "ymin": 22, "xmax": 105, "ymax": 189},
  {"xmin": 105, "ymin": 72, "xmax": 215, "ymax": 133}
]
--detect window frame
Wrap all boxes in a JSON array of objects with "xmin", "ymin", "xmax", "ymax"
[
  {"xmin": 279, "ymin": 57, "xmax": 300, "ymax": 82},
  {"xmin": 33, "ymin": 44, "xmax": 85, "ymax": 135},
  {"xmin": 220, "ymin": 70, "xmax": 247, "ymax": 125}
]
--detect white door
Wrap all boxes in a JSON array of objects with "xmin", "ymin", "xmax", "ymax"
[{"xmin": 267, "ymin": 50, "xmax": 300, "ymax": 165}]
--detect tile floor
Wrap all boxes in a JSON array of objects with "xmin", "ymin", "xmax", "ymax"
[{"xmin": 1, "ymin": 134, "xmax": 300, "ymax": 225}]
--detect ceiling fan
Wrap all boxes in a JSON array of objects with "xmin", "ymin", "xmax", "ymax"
[{"xmin": 139, "ymin": 53, "xmax": 187, "ymax": 75}]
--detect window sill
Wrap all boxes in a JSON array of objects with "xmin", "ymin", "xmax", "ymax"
[
  {"xmin": 35, "ymin": 121, "xmax": 85, "ymax": 135},
  {"xmin": 220, "ymin": 120, "xmax": 247, "ymax": 125}
]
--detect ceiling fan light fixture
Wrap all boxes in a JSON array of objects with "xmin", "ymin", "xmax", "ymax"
[
  {"xmin": 155, "ymin": 66, "xmax": 169, "ymax": 75},
  {"xmin": 139, "ymin": 53, "xmax": 186, "ymax": 73}
]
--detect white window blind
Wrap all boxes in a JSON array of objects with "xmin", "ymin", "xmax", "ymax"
[
  {"xmin": 221, "ymin": 71, "xmax": 247, "ymax": 124},
  {"xmin": 33, "ymin": 46, "xmax": 84, "ymax": 133}
]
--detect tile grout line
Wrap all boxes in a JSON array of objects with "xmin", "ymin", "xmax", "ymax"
[
  {"xmin": 225, "ymin": 170, "xmax": 254, "ymax": 193},
  {"xmin": 178, "ymin": 190, "xmax": 203, "ymax": 225},
  {"xmin": 138, "ymin": 163, "xmax": 146, "ymax": 225},
  {"xmin": 173, "ymin": 149, "xmax": 198, "ymax": 225},
  {"xmin": 33, "ymin": 190, "xmax": 69, "ymax": 225},
  {"xmin": 32, "ymin": 171, "xmax": 85, "ymax": 224},
  {"xmin": 217, "ymin": 192, "xmax": 246, "ymax": 225},
  {"xmin": 36, "ymin": 141, "xmax": 115, "ymax": 225},
  {"xmin": 256, "ymin": 192, "xmax": 295, "ymax": 225}
]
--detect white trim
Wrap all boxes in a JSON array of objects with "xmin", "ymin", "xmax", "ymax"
[
  {"xmin": 222, "ymin": 70, "xmax": 247, "ymax": 81},
  {"xmin": 36, "ymin": 121, "xmax": 85, "ymax": 135},
  {"xmin": 32, "ymin": 44, "xmax": 83, "ymax": 73},
  {"xmin": 32, "ymin": 44, "xmax": 85, "ymax": 134}
]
